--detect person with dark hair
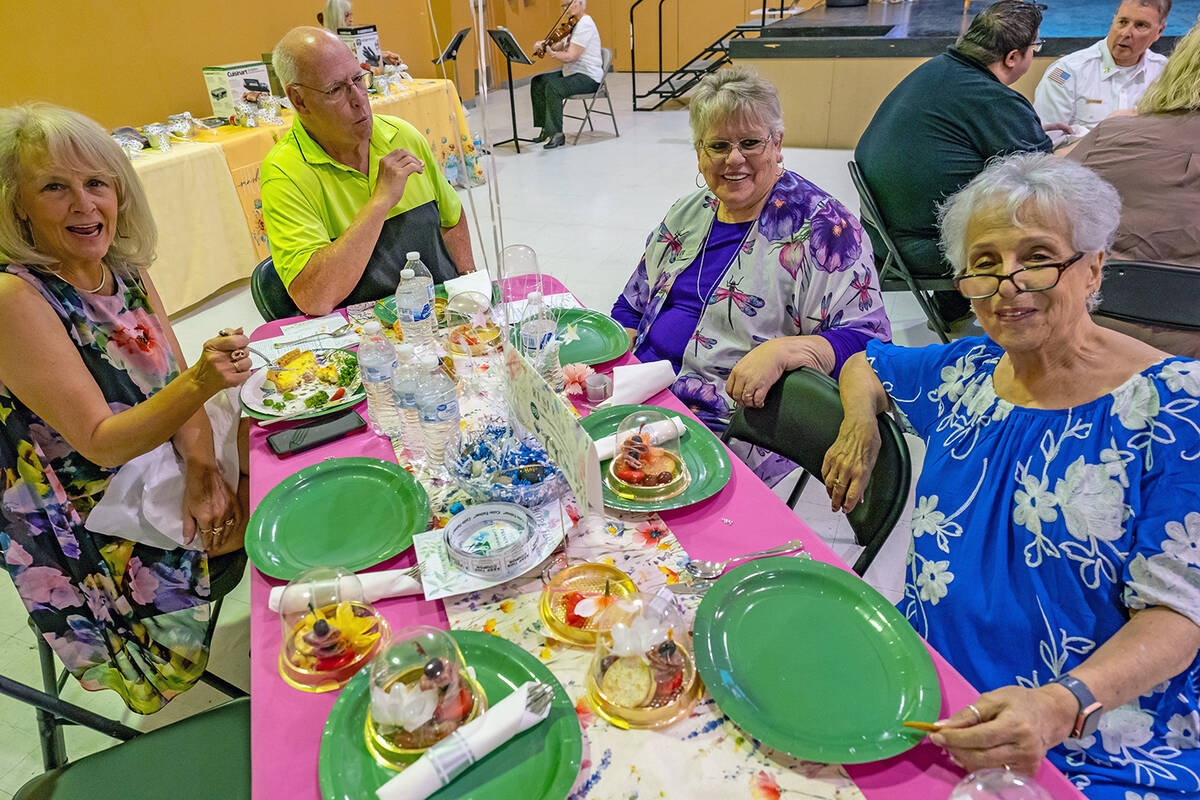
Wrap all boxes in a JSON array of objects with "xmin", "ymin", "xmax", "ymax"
[
  {"xmin": 1035, "ymin": 0, "xmax": 1170, "ymax": 147},
  {"xmin": 854, "ymin": 0, "xmax": 1054, "ymax": 328}
]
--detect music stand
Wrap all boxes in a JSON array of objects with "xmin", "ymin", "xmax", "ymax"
[
  {"xmin": 487, "ymin": 27, "xmax": 537, "ymax": 153},
  {"xmin": 433, "ymin": 27, "xmax": 471, "ymax": 94}
]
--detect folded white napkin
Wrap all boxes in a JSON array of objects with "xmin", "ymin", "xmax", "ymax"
[
  {"xmin": 442, "ymin": 272, "xmax": 494, "ymax": 304},
  {"xmin": 84, "ymin": 389, "xmax": 240, "ymax": 551},
  {"xmin": 267, "ymin": 569, "xmax": 422, "ymax": 613},
  {"xmin": 594, "ymin": 416, "xmax": 687, "ymax": 461},
  {"xmin": 598, "ymin": 360, "xmax": 676, "ymax": 408},
  {"xmin": 376, "ymin": 681, "xmax": 553, "ymax": 800}
]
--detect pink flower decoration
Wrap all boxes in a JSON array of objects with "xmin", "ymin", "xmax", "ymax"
[{"xmin": 562, "ymin": 362, "xmax": 595, "ymax": 396}]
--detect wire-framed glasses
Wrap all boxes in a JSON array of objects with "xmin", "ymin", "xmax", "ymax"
[
  {"xmin": 700, "ymin": 138, "xmax": 771, "ymax": 159},
  {"xmin": 954, "ymin": 252, "xmax": 1085, "ymax": 299},
  {"xmin": 293, "ymin": 71, "xmax": 371, "ymax": 102}
]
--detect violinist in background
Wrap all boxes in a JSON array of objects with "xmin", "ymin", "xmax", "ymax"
[{"xmin": 529, "ymin": 0, "xmax": 604, "ymax": 149}]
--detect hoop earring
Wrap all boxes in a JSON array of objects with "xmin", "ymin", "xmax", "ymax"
[{"xmin": 695, "ymin": 172, "xmax": 706, "ymax": 188}]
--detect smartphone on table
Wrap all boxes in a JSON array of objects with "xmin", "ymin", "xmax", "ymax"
[{"xmin": 267, "ymin": 409, "xmax": 367, "ymax": 456}]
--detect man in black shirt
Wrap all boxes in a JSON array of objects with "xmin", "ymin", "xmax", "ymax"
[{"xmin": 855, "ymin": 0, "xmax": 1054, "ymax": 324}]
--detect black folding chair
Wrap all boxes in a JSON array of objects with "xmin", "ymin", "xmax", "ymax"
[
  {"xmin": 24, "ymin": 550, "xmax": 248, "ymax": 771},
  {"xmin": 722, "ymin": 367, "xmax": 912, "ymax": 576},
  {"xmin": 1094, "ymin": 259, "xmax": 1200, "ymax": 331},
  {"xmin": 250, "ymin": 256, "xmax": 301, "ymax": 322},
  {"xmin": 562, "ymin": 47, "xmax": 620, "ymax": 145},
  {"xmin": 847, "ymin": 160, "xmax": 958, "ymax": 343}
]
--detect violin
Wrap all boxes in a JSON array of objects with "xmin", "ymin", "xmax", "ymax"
[{"xmin": 533, "ymin": 13, "xmax": 578, "ymax": 58}]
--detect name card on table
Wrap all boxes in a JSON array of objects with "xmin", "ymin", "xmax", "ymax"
[{"xmin": 503, "ymin": 345, "xmax": 603, "ymax": 519}]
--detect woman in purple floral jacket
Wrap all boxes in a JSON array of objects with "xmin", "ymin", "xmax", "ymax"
[
  {"xmin": 612, "ymin": 67, "xmax": 891, "ymax": 478},
  {"xmin": 0, "ymin": 104, "xmax": 252, "ymax": 713}
]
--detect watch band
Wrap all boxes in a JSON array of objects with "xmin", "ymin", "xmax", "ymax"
[{"xmin": 1051, "ymin": 674, "xmax": 1103, "ymax": 738}]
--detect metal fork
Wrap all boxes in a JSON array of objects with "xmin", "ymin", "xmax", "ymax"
[
  {"xmin": 403, "ymin": 562, "xmax": 425, "ymax": 582},
  {"xmin": 526, "ymin": 682, "xmax": 554, "ymax": 715}
]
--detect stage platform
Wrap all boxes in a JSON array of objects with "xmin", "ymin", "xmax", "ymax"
[{"xmin": 730, "ymin": 0, "xmax": 1194, "ymax": 148}]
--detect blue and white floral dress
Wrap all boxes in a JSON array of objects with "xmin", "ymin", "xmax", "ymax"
[{"xmin": 868, "ymin": 337, "xmax": 1200, "ymax": 799}]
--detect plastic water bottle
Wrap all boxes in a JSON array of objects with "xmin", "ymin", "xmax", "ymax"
[
  {"xmin": 519, "ymin": 291, "xmax": 564, "ymax": 392},
  {"xmin": 393, "ymin": 253, "xmax": 436, "ymax": 350},
  {"xmin": 391, "ymin": 344, "xmax": 424, "ymax": 466},
  {"xmin": 358, "ymin": 321, "xmax": 401, "ymax": 437},
  {"xmin": 415, "ymin": 354, "xmax": 460, "ymax": 470}
]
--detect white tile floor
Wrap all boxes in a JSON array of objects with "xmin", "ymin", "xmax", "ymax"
[{"xmin": 0, "ymin": 73, "xmax": 941, "ymax": 797}]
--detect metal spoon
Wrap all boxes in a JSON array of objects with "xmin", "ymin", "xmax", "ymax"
[{"xmin": 684, "ymin": 538, "xmax": 807, "ymax": 580}]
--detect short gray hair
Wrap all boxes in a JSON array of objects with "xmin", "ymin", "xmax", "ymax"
[
  {"xmin": 688, "ymin": 66, "xmax": 784, "ymax": 148},
  {"xmin": 0, "ymin": 103, "xmax": 156, "ymax": 276},
  {"xmin": 938, "ymin": 153, "xmax": 1121, "ymax": 273}
]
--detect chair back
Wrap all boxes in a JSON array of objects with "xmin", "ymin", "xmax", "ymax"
[
  {"xmin": 723, "ymin": 366, "xmax": 911, "ymax": 576},
  {"xmin": 250, "ymin": 256, "xmax": 301, "ymax": 322},
  {"xmin": 600, "ymin": 46, "xmax": 613, "ymax": 76},
  {"xmin": 1095, "ymin": 260, "xmax": 1200, "ymax": 331}
]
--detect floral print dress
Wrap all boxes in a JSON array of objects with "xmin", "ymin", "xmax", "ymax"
[
  {"xmin": 616, "ymin": 170, "xmax": 891, "ymax": 432},
  {"xmin": 868, "ymin": 336, "xmax": 1200, "ymax": 799},
  {"xmin": 0, "ymin": 265, "xmax": 215, "ymax": 714}
]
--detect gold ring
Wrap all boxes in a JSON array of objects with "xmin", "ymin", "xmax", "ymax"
[
  {"xmin": 833, "ymin": 478, "xmax": 843, "ymax": 486},
  {"xmin": 967, "ymin": 703, "xmax": 983, "ymax": 724},
  {"xmin": 200, "ymin": 527, "xmax": 215, "ymax": 535}
]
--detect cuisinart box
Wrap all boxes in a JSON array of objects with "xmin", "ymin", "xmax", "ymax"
[
  {"xmin": 203, "ymin": 62, "xmax": 272, "ymax": 117},
  {"xmin": 337, "ymin": 25, "xmax": 382, "ymax": 67}
]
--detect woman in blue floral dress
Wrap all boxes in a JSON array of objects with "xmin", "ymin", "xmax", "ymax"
[
  {"xmin": 824, "ymin": 153, "xmax": 1200, "ymax": 798},
  {"xmin": 612, "ymin": 67, "xmax": 891, "ymax": 475},
  {"xmin": 0, "ymin": 104, "xmax": 253, "ymax": 713}
]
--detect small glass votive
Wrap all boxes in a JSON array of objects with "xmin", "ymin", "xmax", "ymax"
[{"xmin": 585, "ymin": 373, "xmax": 612, "ymax": 403}]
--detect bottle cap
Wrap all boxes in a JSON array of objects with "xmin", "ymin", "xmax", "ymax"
[
  {"xmin": 400, "ymin": 268, "xmax": 415, "ymax": 279},
  {"xmin": 406, "ymin": 251, "xmax": 420, "ymax": 260},
  {"xmin": 396, "ymin": 343, "xmax": 415, "ymax": 358},
  {"xmin": 363, "ymin": 320, "xmax": 382, "ymax": 334},
  {"xmin": 526, "ymin": 291, "xmax": 543, "ymax": 302},
  {"xmin": 418, "ymin": 354, "xmax": 440, "ymax": 370}
]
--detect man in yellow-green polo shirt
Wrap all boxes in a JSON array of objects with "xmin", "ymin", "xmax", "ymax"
[{"xmin": 263, "ymin": 27, "xmax": 476, "ymax": 316}]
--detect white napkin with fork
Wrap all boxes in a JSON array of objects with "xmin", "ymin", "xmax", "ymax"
[
  {"xmin": 267, "ymin": 569, "xmax": 421, "ymax": 613},
  {"xmin": 376, "ymin": 681, "xmax": 554, "ymax": 800}
]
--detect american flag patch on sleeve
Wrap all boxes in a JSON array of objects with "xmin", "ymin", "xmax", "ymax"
[{"xmin": 1048, "ymin": 66, "xmax": 1071, "ymax": 85}]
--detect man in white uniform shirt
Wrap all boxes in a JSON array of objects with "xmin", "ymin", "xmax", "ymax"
[
  {"xmin": 528, "ymin": 0, "xmax": 604, "ymax": 149},
  {"xmin": 1034, "ymin": 0, "xmax": 1169, "ymax": 147}
]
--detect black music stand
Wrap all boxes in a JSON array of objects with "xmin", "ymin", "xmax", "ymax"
[
  {"xmin": 487, "ymin": 27, "xmax": 537, "ymax": 153},
  {"xmin": 433, "ymin": 27, "xmax": 471, "ymax": 95}
]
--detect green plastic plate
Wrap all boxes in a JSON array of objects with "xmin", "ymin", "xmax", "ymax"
[
  {"xmin": 579, "ymin": 404, "xmax": 732, "ymax": 512},
  {"xmin": 319, "ymin": 630, "xmax": 582, "ymax": 800},
  {"xmin": 513, "ymin": 308, "xmax": 630, "ymax": 366},
  {"xmin": 374, "ymin": 283, "xmax": 502, "ymax": 327},
  {"xmin": 693, "ymin": 557, "xmax": 940, "ymax": 763},
  {"xmin": 245, "ymin": 457, "xmax": 429, "ymax": 580}
]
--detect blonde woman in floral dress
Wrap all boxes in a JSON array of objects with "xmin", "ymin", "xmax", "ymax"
[
  {"xmin": 823, "ymin": 152, "xmax": 1200, "ymax": 798},
  {"xmin": 0, "ymin": 104, "xmax": 252, "ymax": 713}
]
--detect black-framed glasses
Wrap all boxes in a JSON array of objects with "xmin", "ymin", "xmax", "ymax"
[
  {"xmin": 1031, "ymin": 38, "xmax": 1045, "ymax": 53},
  {"xmin": 700, "ymin": 138, "xmax": 771, "ymax": 159},
  {"xmin": 292, "ymin": 71, "xmax": 371, "ymax": 102},
  {"xmin": 954, "ymin": 251, "xmax": 1085, "ymax": 299}
]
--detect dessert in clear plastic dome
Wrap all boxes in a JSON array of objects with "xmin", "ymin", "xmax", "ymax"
[
  {"xmin": 277, "ymin": 567, "xmax": 389, "ymax": 693},
  {"xmin": 605, "ymin": 409, "xmax": 690, "ymax": 501},
  {"xmin": 584, "ymin": 592, "xmax": 699, "ymax": 728},
  {"xmin": 443, "ymin": 290, "xmax": 500, "ymax": 356},
  {"xmin": 365, "ymin": 627, "xmax": 488, "ymax": 770},
  {"xmin": 539, "ymin": 562, "xmax": 638, "ymax": 647}
]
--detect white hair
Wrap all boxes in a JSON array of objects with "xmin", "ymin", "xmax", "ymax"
[
  {"xmin": 938, "ymin": 152, "xmax": 1121, "ymax": 275},
  {"xmin": 322, "ymin": 0, "xmax": 352, "ymax": 32},
  {"xmin": 688, "ymin": 65, "xmax": 784, "ymax": 147}
]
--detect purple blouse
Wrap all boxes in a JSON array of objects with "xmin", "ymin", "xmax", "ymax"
[{"xmin": 612, "ymin": 219, "xmax": 870, "ymax": 377}]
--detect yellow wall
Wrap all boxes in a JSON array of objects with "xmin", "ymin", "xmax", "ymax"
[
  {"xmin": 742, "ymin": 55, "xmax": 1055, "ymax": 149},
  {"xmin": 0, "ymin": 0, "xmax": 446, "ymax": 129}
]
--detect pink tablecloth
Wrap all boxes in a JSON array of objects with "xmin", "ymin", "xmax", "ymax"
[{"xmin": 246, "ymin": 276, "xmax": 1084, "ymax": 800}]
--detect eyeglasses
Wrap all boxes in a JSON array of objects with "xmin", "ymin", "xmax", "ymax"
[
  {"xmin": 700, "ymin": 138, "xmax": 771, "ymax": 159},
  {"xmin": 292, "ymin": 71, "xmax": 371, "ymax": 102},
  {"xmin": 1031, "ymin": 38, "xmax": 1045, "ymax": 52},
  {"xmin": 954, "ymin": 251, "xmax": 1085, "ymax": 299}
]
